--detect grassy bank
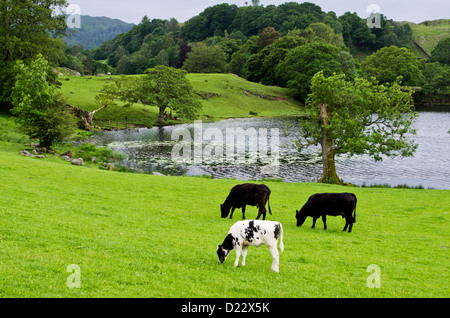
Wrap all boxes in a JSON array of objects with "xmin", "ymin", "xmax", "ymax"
[
  {"xmin": 0, "ymin": 126, "xmax": 448, "ymax": 297},
  {"xmin": 406, "ymin": 19, "xmax": 450, "ymax": 55},
  {"xmin": 60, "ymin": 73, "xmax": 303, "ymax": 127}
]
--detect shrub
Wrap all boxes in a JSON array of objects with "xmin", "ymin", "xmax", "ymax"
[{"xmin": 75, "ymin": 142, "xmax": 126, "ymax": 163}]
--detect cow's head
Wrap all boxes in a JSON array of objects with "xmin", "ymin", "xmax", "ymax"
[
  {"xmin": 217, "ymin": 245, "xmax": 231, "ymax": 263},
  {"xmin": 296, "ymin": 208, "xmax": 308, "ymax": 227},
  {"xmin": 220, "ymin": 204, "xmax": 230, "ymax": 218}
]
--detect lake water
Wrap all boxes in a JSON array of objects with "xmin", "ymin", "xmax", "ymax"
[{"xmin": 92, "ymin": 111, "xmax": 450, "ymax": 190}]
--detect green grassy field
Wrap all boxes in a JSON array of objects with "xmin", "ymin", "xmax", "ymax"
[
  {"xmin": 406, "ymin": 19, "xmax": 450, "ymax": 55},
  {"xmin": 0, "ymin": 114, "xmax": 448, "ymax": 298},
  {"xmin": 59, "ymin": 73, "xmax": 303, "ymax": 127}
]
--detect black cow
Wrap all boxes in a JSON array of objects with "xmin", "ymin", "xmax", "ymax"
[
  {"xmin": 221, "ymin": 184, "xmax": 272, "ymax": 220},
  {"xmin": 296, "ymin": 193, "xmax": 357, "ymax": 233}
]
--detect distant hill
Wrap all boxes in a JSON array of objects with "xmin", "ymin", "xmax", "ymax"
[{"xmin": 64, "ymin": 15, "xmax": 135, "ymax": 49}]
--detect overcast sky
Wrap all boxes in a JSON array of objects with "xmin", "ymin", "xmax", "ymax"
[{"xmin": 66, "ymin": 0, "xmax": 449, "ymax": 24}]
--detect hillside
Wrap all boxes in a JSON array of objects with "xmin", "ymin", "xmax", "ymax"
[
  {"xmin": 60, "ymin": 73, "xmax": 303, "ymax": 127},
  {"xmin": 407, "ymin": 19, "xmax": 450, "ymax": 55},
  {"xmin": 64, "ymin": 15, "xmax": 135, "ymax": 49}
]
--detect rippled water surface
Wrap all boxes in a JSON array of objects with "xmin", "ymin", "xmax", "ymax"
[{"xmin": 92, "ymin": 112, "xmax": 450, "ymax": 189}]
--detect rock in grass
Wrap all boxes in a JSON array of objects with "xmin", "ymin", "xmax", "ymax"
[
  {"xmin": 61, "ymin": 150, "xmax": 73, "ymax": 158},
  {"xmin": 71, "ymin": 158, "xmax": 85, "ymax": 166},
  {"xmin": 19, "ymin": 150, "xmax": 31, "ymax": 157}
]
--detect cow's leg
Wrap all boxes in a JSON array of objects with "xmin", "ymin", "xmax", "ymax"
[
  {"xmin": 322, "ymin": 214, "xmax": 327, "ymax": 230},
  {"xmin": 268, "ymin": 246, "xmax": 280, "ymax": 273},
  {"xmin": 242, "ymin": 205, "xmax": 246, "ymax": 220},
  {"xmin": 234, "ymin": 247, "xmax": 242, "ymax": 268},
  {"xmin": 230, "ymin": 207, "xmax": 236, "ymax": 219},
  {"xmin": 347, "ymin": 217, "xmax": 354, "ymax": 233},
  {"xmin": 241, "ymin": 246, "xmax": 248, "ymax": 267},
  {"xmin": 311, "ymin": 217, "xmax": 317, "ymax": 228},
  {"xmin": 256, "ymin": 205, "xmax": 266, "ymax": 220},
  {"xmin": 343, "ymin": 219, "xmax": 349, "ymax": 232}
]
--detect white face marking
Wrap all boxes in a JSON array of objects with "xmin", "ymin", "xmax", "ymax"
[
  {"xmin": 217, "ymin": 246, "xmax": 231, "ymax": 263},
  {"xmin": 223, "ymin": 249, "xmax": 231, "ymax": 261}
]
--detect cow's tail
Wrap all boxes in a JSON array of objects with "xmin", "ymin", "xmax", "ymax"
[
  {"xmin": 268, "ymin": 193, "xmax": 272, "ymax": 216},
  {"xmin": 353, "ymin": 195, "xmax": 357, "ymax": 223},
  {"xmin": 279, "ymin": 223, "xmax": 284, "ymax": 253}
]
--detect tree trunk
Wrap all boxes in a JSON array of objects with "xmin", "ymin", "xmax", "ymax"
[
  {"xmin": 158, "ymin": 106, "xmax": 166, "ymax": 124},
  {"xmin": 79, "ymin": 112, "xmax": 94, "ymax": 130},
  {"xmin": 66, "ymin": 104, "xmax": 106, "ymax": 130},
  {"xmin": 318, "ymin": 104, "xmax": 342, "ymax": 185},
  {"xmin": 40, "ymin": 135, "xmax": 53, "ymax": 150}
]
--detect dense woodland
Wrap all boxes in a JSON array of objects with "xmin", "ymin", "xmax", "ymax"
[
  {"xmin": 88, "ymin": 2, "xmax": 418, "ymax": 74},
  {"xmin": 63, "ymin": 2, "xmax": 449, "ymax": 105}
]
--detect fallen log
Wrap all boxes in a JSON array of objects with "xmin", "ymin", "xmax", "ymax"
[{"xmin": 66, "ymin": 104, "xmax": 107, "ymax": 130}]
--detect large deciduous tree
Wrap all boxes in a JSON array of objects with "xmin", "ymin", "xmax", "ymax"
[
  {"xmin": 98, "ymin": 66, "xmax": 202, "ymax": 124},
  {"xmin": 140, "ymin": 66, "xmax": 202, "ymax": 123},
  {"xmin": 296, "ymin": 71, "xmax": 418, "ymax": 185},
  {"xmin": 276, "ymin": 42, "xmax": 356, "ymax": 101},
  {"xmin": 0, "ymin": 0, "xmax": 68, "ymax": 110},
  {"xmin": 182, "ymin": 43, "xmax": 228, "ymax": 73},
  {"xmin": 11, "ymin": 55, "xmax": 76, "ymax": 149},
  {"xmin": 362, "ymin": 46, "xmax": 424, "ymax": 86}
]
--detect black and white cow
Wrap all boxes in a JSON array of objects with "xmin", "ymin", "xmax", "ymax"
[{"xmin": 217, "ymin": 220, "xmax": 284, "ymax": 272}]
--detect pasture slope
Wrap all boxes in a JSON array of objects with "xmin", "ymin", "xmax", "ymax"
[
  {"xmin": 0, "ymin": 140, "xmax": 449, "ymax": 298},
  {"xmin": 59, "ymin": 73, "xmax": 303, "ymax": 127},
  {"xmin": 406, "ymin": 19, "xmax": 450, "ymax": 55}
]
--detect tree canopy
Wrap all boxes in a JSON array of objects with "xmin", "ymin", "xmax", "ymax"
[
  {"xmin": 11, "ymin": 54, "xmax": 76, "ymax": 148},
  {"xmin": 276, "ymin": 42, "xmax": 355, "ymax": 101},
  {"xmin": 245, "ymin": 35, "xmax": 307, "ymax": 85},
  {"xmin": 431, "ymin": 37, "xmax": 450, "ymax": 65},
  {"xmin": 182, "ymin": 43, "xmax": 228, "ymax": 73},
  {"xmin": 0, "ymin": 0, "xmax": 68, "ymax": 110},
  {"xmin": 297, "ymin": 71, "xmax": 418, "ymax": 184},
  {"xmin": 362, "ymin": 46, "xmax": 424, "ymax": 86},
  {"xmin": 98, "ymin": 66, "xmax": 202, "ymax": 124},
  {"xmin": 86, "ymin": 1, "xmax": 417, "ymax": 78}
]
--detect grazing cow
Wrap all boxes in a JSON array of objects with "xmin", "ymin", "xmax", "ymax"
[
  {"xmin": 217, "ymin": 220, "xmax": 284, "ymax": 272},
  {"xmin": 221, "ymin": 183, "xmax": 272, "ymax": 220},
  {"xmin": 296, "ymin": 193, "xmax": 357, "ymax": 233}
]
